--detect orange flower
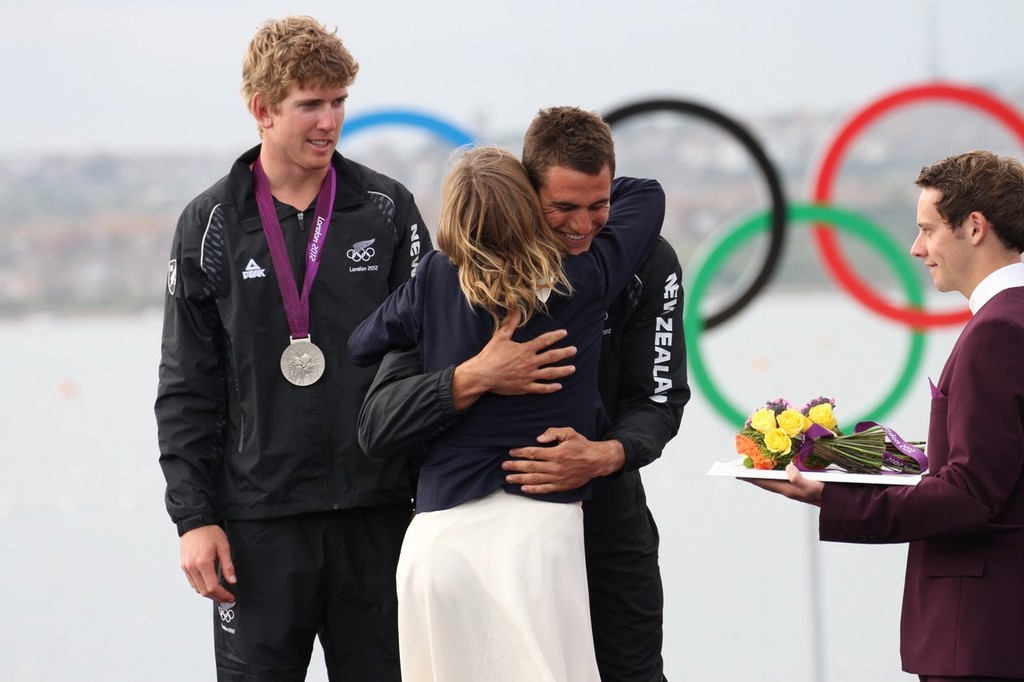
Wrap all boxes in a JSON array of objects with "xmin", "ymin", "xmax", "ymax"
[
  {"xmin": 736, "ymin": 434, "xmax": 777, "ymax": 470},
  {"xmin": 748, "ymin": 450, "xmax": 777, "ymax": 470},
  {"xmin": 735, "ymin": 434, "xmax": 761, "ymax": 460}
]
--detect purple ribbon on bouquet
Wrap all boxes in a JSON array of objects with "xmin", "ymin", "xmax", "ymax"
[
  {"xmin": 793, "ymin": 422, "xmax": 927, "ymax": 474},
  {"xmin": 856, "ymin": 421, "xmax": 928, "ymax": 473},
  {"xmin": 793, "ymin": 424, "xmax": 837, "ymax": 472}
]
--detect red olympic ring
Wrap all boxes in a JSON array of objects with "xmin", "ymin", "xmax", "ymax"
[{"xmin": 809, "ymin": 82, "xmax": 1024, "ymax": 328}]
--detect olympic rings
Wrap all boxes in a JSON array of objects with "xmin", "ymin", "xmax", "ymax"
[
  {"xmin": 347, "ymin": 247, "xmax": 376, "ymax": 262},
  {"xmin": 808, "ymin": 82, "xmax": 1024, "ymax": 327},
  {"xmin": 343, "ymin": 108, "xmax": 477, "ymax": 147},
  {"xmin": 605, "ymin": 99, "xmax": 788, "ymax": 331},
  {"xmin": 684, "ymin": 203, "xmax": 926, "ymax": 427},
  {"xmin": 339, "ymin": 93, "xmax": 1024, "ymax": 424}
]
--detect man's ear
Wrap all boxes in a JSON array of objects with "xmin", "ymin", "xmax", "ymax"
[
  {"xmin": 251, "ymin": 93, "xmax": 274, "ymax": 130},
  {"xmin": 967, "ymin": 211, "xmax": 989, "ymax": 246}
]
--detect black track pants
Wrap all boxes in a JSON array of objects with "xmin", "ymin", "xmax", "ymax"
[{"xmin": 213, "ymin": 503, "xmax": 411, "ymax": 681}]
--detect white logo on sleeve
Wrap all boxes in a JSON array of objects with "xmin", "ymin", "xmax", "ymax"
[
  {"xmin": 167, "ymin": 259, "xmax": 177, "ymax": 295},
  {"xmin": 409, "ymin": 223, "xmax": 421, "ymax": 276},
  {"xmin": 242, "ymin": 258, "xmax": 266, "ymax": 280},
  {"xmin": 650, "ymin": 273, "xmax": 681, "ymax": 403}
]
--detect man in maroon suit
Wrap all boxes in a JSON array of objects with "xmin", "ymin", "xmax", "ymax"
[{"xmin": 753, "ymin": 150, "xmax": 1024, "ymax": 681}]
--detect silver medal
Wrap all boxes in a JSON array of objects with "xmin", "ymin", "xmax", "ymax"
[{"xmin": 280, "ymin": 337, "xmax": 326, "ymax": 386}]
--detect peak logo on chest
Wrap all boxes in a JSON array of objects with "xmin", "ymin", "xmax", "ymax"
[{"xmin": 242, "ymin": 258, "xmax": 267, "ymax": 280}]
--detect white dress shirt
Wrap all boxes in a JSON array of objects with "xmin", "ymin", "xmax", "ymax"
[{"xmin": 969, "ymin": 261, "xmax": 1024, "ymax": 315}]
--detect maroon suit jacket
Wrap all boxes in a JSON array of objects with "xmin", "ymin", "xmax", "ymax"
[{"xmin": 819, "ymin": 287, "xmax": 1024, "ymax": 678}]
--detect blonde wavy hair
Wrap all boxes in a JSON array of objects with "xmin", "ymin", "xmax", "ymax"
[
  {"xmin": 437, "ymin": 146, "xmax": 572, "ymax": 330},
  {"xmin": 241, "ymin": 16, "xmax": 359, "ymax": 133}
]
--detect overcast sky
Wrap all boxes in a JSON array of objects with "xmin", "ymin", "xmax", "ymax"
[{"xmin": 6, "ymin": 0, "xmax": 1024, "ymax": 156}]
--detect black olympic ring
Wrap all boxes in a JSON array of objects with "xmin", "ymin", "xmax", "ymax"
[{"xmin": 603, "ymin": 99, "xmax": 788, "ymax": 331}]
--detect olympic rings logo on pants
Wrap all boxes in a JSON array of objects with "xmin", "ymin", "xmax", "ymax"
[{"xmin": 218, "ymin": 602, "xmax": 236, "ymax": 623}]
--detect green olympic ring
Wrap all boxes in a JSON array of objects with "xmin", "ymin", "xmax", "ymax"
[{"xmin": 684, "ymin": 203, "xmax": 926, "ymax": 427}]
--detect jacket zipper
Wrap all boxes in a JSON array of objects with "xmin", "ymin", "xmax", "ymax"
[{"xmin": 297, "ymin": 208, "xmax": 339, "ymax": 504}]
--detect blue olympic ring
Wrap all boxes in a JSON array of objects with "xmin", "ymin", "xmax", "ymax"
[{"xmin": 344, "ymin": 109, "xmax": 477, "ymax": 147}]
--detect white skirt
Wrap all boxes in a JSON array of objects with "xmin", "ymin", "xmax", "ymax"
[{"xmin": 397, "ymin": 489, "xmax": 600, "ymax": 682}]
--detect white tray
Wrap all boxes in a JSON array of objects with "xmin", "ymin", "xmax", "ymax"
[{"xmin": 707, "ymin": 458, "xmax": 923, "ymax": 486}]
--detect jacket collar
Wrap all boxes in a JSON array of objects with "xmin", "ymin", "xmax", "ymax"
[{"xmin": 229, "ymin": 144, "xmax": 364, "ymax": 228}]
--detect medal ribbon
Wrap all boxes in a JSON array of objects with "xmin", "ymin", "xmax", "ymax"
[{"xmin": 252, "ymin": 157, "xmax": 336, "ymax": 340}]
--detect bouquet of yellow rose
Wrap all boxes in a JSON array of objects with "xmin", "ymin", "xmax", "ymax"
[{"xmin": 735, "ymin": 397, "xmax": 927, "ymax": 475}]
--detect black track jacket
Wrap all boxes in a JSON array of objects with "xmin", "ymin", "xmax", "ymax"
[{"xmin": 156, "ymin": 145, "xmax": 430, "ymax": 535}]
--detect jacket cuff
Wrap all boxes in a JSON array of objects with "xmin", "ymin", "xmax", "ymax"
[
  {"xmin": 176, "ymin": 513, "xmax": 220, "ymax": 537},
  {"xmin": 603, "ymin": 431, "xmax": 637, "ymax": 474},
  {"xmin": 436, "ymin": 365, "xmax": 459, "ymax": 416}
]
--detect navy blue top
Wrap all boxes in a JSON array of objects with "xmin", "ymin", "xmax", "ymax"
[{"xmin": 349, "ymin": 177, "xmax": 665, "ymax": 511}]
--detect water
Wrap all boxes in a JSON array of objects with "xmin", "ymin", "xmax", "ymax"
[{"xmin": 0, "ymin": 294, "xmax": 965, "ymax": 681}]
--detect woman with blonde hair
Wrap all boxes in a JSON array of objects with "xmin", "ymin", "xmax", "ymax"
[
  {"xmin": 437, "ymin": 145, "xmax": 572, "ymax": 331},
  {"xmin": 349, "ymin": 144, "xmax": 663, "ymax": 681}
]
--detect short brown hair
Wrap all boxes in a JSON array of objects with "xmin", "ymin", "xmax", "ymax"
[
  {"xmin": 521, "ymin": 106, "xmax": 615, "ymax": 190},
  {"xmin": 916, "ymin": 150, "xmax": 1024, "ymax": 251},
  {"xmin": 241, "ymin": 16, "xmax": 359, "ymax": 117}
]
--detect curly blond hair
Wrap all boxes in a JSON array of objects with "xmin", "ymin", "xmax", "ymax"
[
  {"xmin": 437, "ymin": 146, "xmax": 572, "ymax": 330},
  {"xmin": 241, "ymin": 16, "xmax": 359, "ymax": 130}
]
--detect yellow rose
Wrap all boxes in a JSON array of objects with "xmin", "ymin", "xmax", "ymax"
[
  {"xmin": 776, "ymin": 409, "xmax": 806, "ymax": 436},
  {"xmin": 762, "ymin": 428, "xmax": 792, "ymax": 455},
  {"xmin": 749, "ymin": 408, "xmax": 777, "ymax": 434},
  {"xmin": 807, "ymin": 403, "xmax": 838, "ymax": 431}
]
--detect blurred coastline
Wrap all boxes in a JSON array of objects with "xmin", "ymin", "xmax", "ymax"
[{"xmin": 4, "ymin": 79, "xmax": 1024, "ymax": 317}]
